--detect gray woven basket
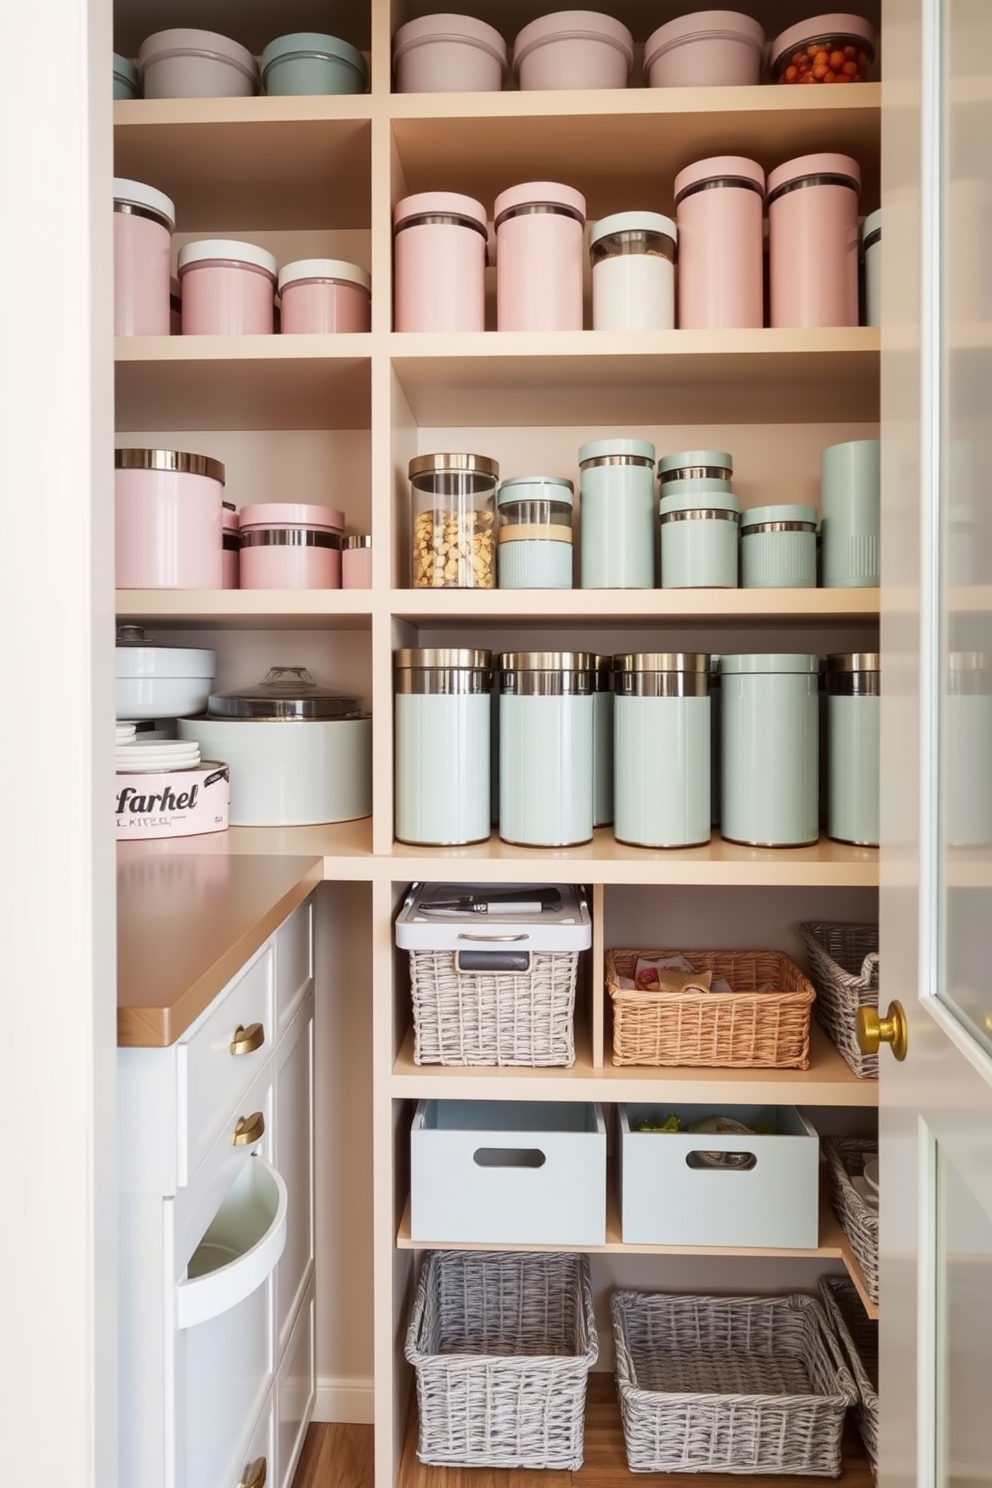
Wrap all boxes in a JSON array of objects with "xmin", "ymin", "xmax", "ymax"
[
  {"xmin": 819, "ymin": 1276, "xmax": 879, "ymax": 1480},
  {"xmin": 612, "ymin": 1291, "xmax": 857, "ymax": 1476},
  {"xmin": 409, "ymin": 948, "xmax": 578, "ymax": 1066},
  {"xmin": 800, "ymin": 922, "xmax": 879, "ymax": 1078},
  {"xmin": 824, "ymin": 1137, "xmax": 879, "ymax": 1303},
  {"xmin": 405, "ymin": 1250, "xmax": 598, "ymax": 1469}
]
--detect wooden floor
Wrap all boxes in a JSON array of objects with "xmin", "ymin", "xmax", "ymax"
[{"xmin": 292, "ymin": 1376, "xmax": 874, "ymax": 1488}]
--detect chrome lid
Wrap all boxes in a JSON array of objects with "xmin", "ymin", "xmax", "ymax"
[
  {"xmin": 115, "ymin": 447, "xmax": 226, "ymax": 484},
  {"xmin": 497, "ymin": 651, "xmax": 594, "ymax": 671},
  {"xmin": 408, "ymin": 452, "xmax": 500, "ymax": 480},
  {"xmin": 206, "ymin": 666, "xmax": 362, "ymax": 720},
  {"xmin": 393, "ymin": 648, "xmax": 491, "ymax": 669},
  {"xmin": 614, "ymin": 652, "xmax": 711, "ymax": 673}
]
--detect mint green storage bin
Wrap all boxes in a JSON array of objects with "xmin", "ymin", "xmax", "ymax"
[
  {"xmin": 614, "ymin": 653, "xmax": 711, "ymax": 848},
  {"xmin": 114, "ymin": 52, "xmax": 140, "ymax": 99},
  {"xmin": 261, "ymin": 32, "xmax": 368, "ymax": 95},
  {"xmin": 820, "ymin": 439, "xmax": 880, "ymax": 587},
  {"xmin": 721, "ymin": 654, "xmax": 820, "ymax": 846},
  {"xmin": 659, "ymin": 489, "xmax": 740, "ymax": 588},
  {"xmin": 741, "ymin": 504, "xmax": 817, "ymax": 588},
  {"xmin": 825, "ymin": 653, "xmax": 879, "ymax": 846},
  {"xmin": 578, "ymin": 438, "xmax": 656, "ymax": 589}
]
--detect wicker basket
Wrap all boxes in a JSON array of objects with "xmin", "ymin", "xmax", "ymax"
[
  {"xmin": 405, "ymin": 1250, "xmax": 598, "ymax": 1470},
  {"xmin": 800, "ymin": 922, "xmax": 879, "ymax": 1078},
  {"xmin": 824, "ymin": 1137, "xmax": 879, "ymax": 1303},
  {"xmin": 612, "ymin": 1290, "xmax": 857, "ymax": 1477},
  {"xmin": 409, "ymin": 948, "xmax": 578, "ymax": 1066},
  {"xmin": 819, "ymin": 1276, "xmax": 879, "ymax": 1480},
  {"xmin": 606, "ymin": 948, "xmax": 815, "ymax": 1069}
]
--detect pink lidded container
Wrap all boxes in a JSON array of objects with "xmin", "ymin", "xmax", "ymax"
[
  {"xmin": 394, "ymin": 192, "xmax": 488, "ymax": 332},
  {"xmin": 767, "ymin": 153, "xmax": 861, "ymax": 327},
  {"xmin": 769, "ymin": 13, "xmax": 875, "ymax": 83},
  {"xmin": 177, "ymin": 239, "xmax": 278, "ymax": 335},
  {"xmin": 222, "ymin": 502, "xmax": 239, "ymax": 588},
  {"xmin": 643, "ymin": 11, "xmax": 765, "ymax": 87},
  {"xmin": 138, "ymin": 28, "xmax": 259, "ymax": 99},
  {"xmin": 115, "ymin": 448, "xmax": 225, "ymax": 589},
  {"xmin": 674, "ymin": 156, "xmax": 765, "ymax": 329},
  {"xmin": 113, "ymin": 177, "xmax": 175, "ymax": 336},
  {"xmin": 393, "ymin": 14, "xmax": 508, "ymax": 92},
  {"xmin": 238, "ymin": 503, "xmax": 345, "ymax": 589},
  {"xmin": 342, "ymin": 535, "xmax": 372, "ymax": 589},
  {"xmin": 494, "ymin": 181, "xmax": 586, "ymax": 331},
  {"xmin": 512, "ymin": 11, "xmax": 633, "ymax": 90},
  {"xmin": 278, "ymin": 258, "xmax": 371, "ymax": 333}
]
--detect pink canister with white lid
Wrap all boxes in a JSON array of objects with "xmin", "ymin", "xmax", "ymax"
[
  {"xmin": 512, "ymin": 10, "xmax": 633, "ymax": 89},
  {"xmin": 394, "ymin": 192, "xmax": 488, "ymax": 332},
  {"xmin": 494, "ymin": 181, "xmax": 586, "ymax": 331},
  {"xmin": 177, "ymin": 239, "xmax": 278, "ymax": 335},
  {"xmin": 115, "ymin": 448, "xmax": 224, "ymax": 589},
  {"xmin": 113, "ymin": 177, "xmax": 175, "ymax": 336},
  {"xmin": 278, "ymin": 259, "xmax": 371, "ymax": 333},
  {"xmin": 643, "ymin": 11, "xmax": 765, "ymax": 87},
  {"xmin": 222, "ymin": 502, "xmax": 239, "ymax": 588},
  {"xmin": 393, "ymin": 13, "xmax": 508, "ymax": 92},
  {"xmin": 767, "ymin": 153, "xmax": 861, "ymax": 328},
  {"xmin": 674, "ymin": 156, "xmax": 765, "ymax": 329},
  {"xmin": 138, "ymin": 28, "xmax": 259, "ymax": 99},
  {"xmin": 238, "ymin": 503, "xmax": 345, "ymax": 589}
]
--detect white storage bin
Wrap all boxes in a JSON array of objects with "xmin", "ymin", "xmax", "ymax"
[
  {"xmin": 617, "ymin": 1102, "xmax": 819, "ymax": 1248},
  {"xmin": 411, "ymin": 1098, "xmax": 606, "ymax": 1245}
]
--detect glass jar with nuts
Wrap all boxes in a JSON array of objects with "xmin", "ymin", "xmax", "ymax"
[{"xmin": 409, "ymin": 452, "xmax": 499, "ymax": 588}]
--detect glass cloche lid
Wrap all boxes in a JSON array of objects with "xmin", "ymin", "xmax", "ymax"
[{"xmin": 206, "ymin": 666, "xmax": 365, "ymax": 720}]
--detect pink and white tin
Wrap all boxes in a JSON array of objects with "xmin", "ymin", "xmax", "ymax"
[
  {"xmin": 238, "ymin": 503, "xmax": 345, "ymax": 589},
  {"xmin": 138, "ymin": 28, "xmax": 259, "ymax": 99},
  {"xmin": 494, "ymin": 181, "xmax": 586, "ymax": 331},
  {"xmin": 278, "ymin": 258, "xmax": 371, "ymax": 333},
  {"xmin": 767, "ymin": 153, "xmax": 861, "ymax": 328},
  {"xmin": 115, "ymin": 759, "xmax": 230, "ymax": 840},
  {"xmin": 674, "ymin": 156, "xmax": 765, "ymax": 329},
  {"xmin": 393, "ymin": 13, "xmax": 507, "ymax": 92},
  {"xmin": 342, "ymin": 535, "xmax": 372, "ymax": 589},
  {"xmin": 512, "ymin": 10, "xmax": 633, "ymax": 89},
  {"xmin": 115, "ymin": 448, "xmax": 224, "ymax": 589},
  {"xmin": 222, "ymin": 501, "xmax": 239, "ymax": 588},
  {"xmin": 177, "ymin": 239, "xmax": 278, "ymax": 335},
  {"xmin": 394, "ymin": 192, "xmax": 488, "ymax": 332},
  {"xmin": 643, "ymin": 11, "xmax": 765, "ymax": 87},
  {"xmin": 113, "ymin": 177, "xmax": 175, "ymax": 336}
]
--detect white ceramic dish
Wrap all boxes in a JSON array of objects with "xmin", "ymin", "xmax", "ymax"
[{"xmin": 115, "ymin": 624, "xmax": 217, "ymax": 721}]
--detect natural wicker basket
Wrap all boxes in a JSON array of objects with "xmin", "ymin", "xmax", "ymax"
[
  {"xmin": 405, "ymin": 1250, "xmax": 598, "ymax": 1470},
  {"xmin": 824, "ymin": 1137, "xmax": 879, "ymax": 1303},
  {"xmin": 612, "ymin": 1290, "xmax": 857, "ymax": 1476},
  {"xmin": 819, "ymin": 1276, "xmax": 879, "ymax": 1480},
  {"xmin": 409, "ymin": 948, "xmax": 578, "ymax": 1066},
  {"xmin": 800, "ymin": 922, "xmax": 880, "ymax": 1078},
  {"xmin": 606, "ymin": 948, "xmax": 815, "ymax": 1069}
]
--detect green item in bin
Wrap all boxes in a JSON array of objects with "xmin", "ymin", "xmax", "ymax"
[{"xmin": 636, "ymin": 1115, "xmax": 682, "ymax": 1133}]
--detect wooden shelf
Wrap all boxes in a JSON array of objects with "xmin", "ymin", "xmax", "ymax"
[
  {"xmin": 115, "ymin": 336, "xmax": 371, "ymax": 430},
  {"xmin": 393, "ymin": 587, "xmax": 880, "ymax": 625},
  {"xmin": 390, "ymin": 329, "xmax": 880, "ymax": 425},
  {"xmin": 116, "ymin": 589, "xmax": 373, "ymax": 630}
]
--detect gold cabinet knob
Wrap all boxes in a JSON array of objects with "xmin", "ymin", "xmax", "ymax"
[
  {"xmin": 230, "ymin": 1022, "xmax": 265, "ymax": 1056},
  {"xmin": 238, "ymin": 1458, "xmax": 267, "ymax": 1488},
  {"xmin": 857, "ymin": 1000, "xmax": 908, "ymax": 1061},
  {"xmin": 232, "ymin": 1110, "xmax": 265, "ymax": 1146}
]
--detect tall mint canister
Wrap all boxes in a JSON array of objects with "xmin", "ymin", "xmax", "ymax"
[
  {"xmin": 826, "ymin": 653, "xmax": 880, "ymax": 846},
  {"xmin": 591, "ymin": 656, "xmax": 614, "ymax": 827},
  {"xmin": 659, "ymin": 486, "xmax": 740, "ymax": 587},
  {"xmin": 947, "ymin": 653, "xmax": 992, "ymax": 848},
  {"xmin": 496, "ymin": 475, "xmax": 574, "ymax": 588},
  {"xmin": 740, "ymin": 504, "xmax": 818, "ymax": 589},
  {"xmin": 721, "ymin": 654, "xmax": 820, "ymax": 846},
  {"xmin": 393, "ymin": 649, "xmax": 492, "ymax": 846},
  {"xmin": 820, "ymin": 438, "xmax": 880, "ymax": 587},
  {"xmin": 498, "ymin": 652, "xmax": 594, "ymax": 847},
  {"xmin": 578, "ymin": 438, "xmax": 656, "ymax": 588},
  {"xmin": 614, "ymin": 653, "xmax": 711, "ymax": 848}
]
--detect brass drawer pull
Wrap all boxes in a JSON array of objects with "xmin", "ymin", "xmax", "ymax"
[
  {"xmin": 238, "ymin": 1458, "xmax": 267, "ymax": 1488},
  {"xmin": 232, "ymin": 1111, "xmax": 265, "ymax": 1146},
  {"xmin": 230, "ymin": 1022, "xmax": 265, "ymax": 1056}
]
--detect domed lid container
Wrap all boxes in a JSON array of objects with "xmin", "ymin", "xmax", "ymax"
[
  {"xmin": 138, "ymin": 28, "xmax": 260, "ymax": 98},
  {"xmin": 493, "ymin": 180, "xmax": 586, "ymax": 225},
  {"xmin": 114, "ymin": 447, "xmax": 226, "ymax": 484},
  {"xmin": 114, "ymin": 52, "xmax": 140, "ymax": 99},
  {"xmin": 766, "ymin": 153, "xmax": 861, "ymax": 201},
  {"xmin": 658, "ymin": 448, "xmax": 734, "ymax": 481},
  {"xmin": 513, "ymin": 10, "xmax": 634, "ymax": 90},
  {"xmin": 589, "ymin": 210, "xmax": 677, "ymax": 251},
  {"xmin": 177, "ymin": 239, "xmax": 278, "ymax": 281},
  {"xmin": 497, "ymin": 474, "xmax": 574, "ymax": 506},
  {"xmin": 578, "ymin": 436, "xmax": 655, "ymax": 465},
  {"xmin": 741, "ymin": 503, "xmax": 818, "ymax": 530},
  {"xmin": 206, "ymin": 665, "xmax": 365, "ymax": 720},
  {"xmin": 278, "ymin": 258, "xmax": 371, "ymax": 294},
  {"xmin": 260, "ymin": 31, "xmax": 368, "ymax": 95},
  {"xmin": 769, "ymin": 13, "xmax": 875, "ymax": 83},
  {"xmin": 392, "ymin": 13, "xmax": 508, "ymax": 92},
  {"xmin": 238, "ymin": 503, "xmax": 345, "ymax": 532},
  {"xmin": 112, "ymin": 177, "xmax": 175, "ymax": 231},
  {"xmin": 643, "ymin": 11, "xmax": 765, "ymax": 88},
  {"xmin": 394, "ymin": 190, "xmax": 489, "ymax": 234},
  {"xmin": 674, "ymin": 155, "xmax": 765, "ymax": 203},
  {"xmin": 115, "ymin": 624, "xmax": 216, "ymax": 679},
  {"xmin": 862, "ymin": 207, "xmax": 882, "ymax": 243}
]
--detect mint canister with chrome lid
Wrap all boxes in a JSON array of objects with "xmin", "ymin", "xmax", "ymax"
[
  {"xmin": 659, "ymin": 486, "xmax": 740, "ymax": 587},
  {"xmin": 614, "ymin": 653, "xmax": 711, "ymax": 848},
  {"xmin": 825, "ymin": 652, "xmax": 879, "ymax": 847},
  {"xmin": 578, "ymin": 437, "xmax": 656, "ymax": 588},
  {"xmin": 820, "ymin": 438, "xmax": 880, "ymax": 587},
  {"xmin": 741, "ymin": 504, "xmax": 818, "ymax": 589},
  {"xmin": 721, "ymin": 653, "xmax": 820, "ymax": 846},
  {"xmin": 591, "ymin": 655, "xmax": 614, "ymax": 827},
  {"xmin": 498, "ymin": 652, "xmax": 594, "ymax": 847},
  {"xmin": 657, "ymin": 447, "xmax": 733, "ymax": 489},
  {"xmin": 393, "ymin": 648, "xmax": 493, "ymax": 846},
  {"xmin": 497, "ymin": 475, "xmax": 573, "ymax": 588},
  {"xmin": 260, "ymin": 31, "xmax": 368, "ymax": 95}
]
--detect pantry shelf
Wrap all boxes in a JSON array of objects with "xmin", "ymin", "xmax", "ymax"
[
  {"xmin": 115, "ymin": 589, "xmax": 373, "ymax": 630},
  {"xmin": 392, "ymin": 587, "xmax": 880, "ymax": 625}
]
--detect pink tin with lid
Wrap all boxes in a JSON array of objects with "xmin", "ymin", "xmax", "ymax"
[
  {"xmin": 342, "ymin": 535, "xmax": 372, "ymax": 589},
  {"xmin": 394, "ymin": 191, "xmax": 488, "ymax": 332},
  {"xmin": 113, "ymin": 177, "xmax": 175, "ymax": 336},
  {"xmin": 115, "ymin": 448, "xmax": 224, "ymax": 589},
  {"xmin": 512, "ymin": 10, "xmax": 633, "ymax": 90},
  {"xmin": 767, "ymin": 153, "xmax": 861, "ymax": 327},
  {"xmin": 138, "ymin": 28, "xmax": 259, "ymax": 99},
  {"xmin": 279, "ymin": 258, "xmax": 371, "ymax": 333},
  {"xmin": 393, "ymin": 13, "xmax": 508, "ymax": 92},
  {"xmin": 239, "ymin": 503, "xmax": 345, "ymax": 589},
  {"xmin": 643, "ymin": 10, "xmax": 765, "ymax": 87},
  {"xmin": 675, "ymin": 156, "xmax": 765, "ymax": 329},
  {"xmin": 178, "ymin": 239, "xmax": 278, "ymax": 335},
  {"xmin": 494, "ymin": 181, "xmax": 586, "ymax": 331},
  {"xmin": 222, "ymin": 501, "xmax": 239, "ymax": 589}
]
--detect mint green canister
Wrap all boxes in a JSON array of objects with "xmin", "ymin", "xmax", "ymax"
[
  {"xmin": 578, "ymin": 438, "xmax": 656, "ymax": 588},
  {"xmin": 497, "ymin": 475, "xmax": 573, "ymax": 588},
  {"xmin": 740, "ymin": 504, "xmax": 818, "ymax": 588},
  {"xmin": 261, "ymin": 32, "xmax": 368, "ymax": 95},
  {"xmin": 826, "ymin": 653, "xmax": 879, "ymax": 846},
  {"xmin": 114, "ymin": 52, "xmax": 140, "ymax": 99},
  {"xmin": 721, "ymin": 653, "xmax": 820, "ymax": 846},
  {"xmin": 591, "ymin": 656, "xmax": 614, "ymax": 827},
  {"xmin": 658, "ymin": 447, "xmax": 733, "ymax": 489},
  {"xmin": 498, "ymin": 652, "xmax": 594, "ymax": 847},
  {"xmin": 393, "ymin": 648, "xmax": 492, "ymax": 846},
  {"xmin": 659, "ymin": 486, "xmax": 740, "ymax": 588},
  {"xmin": 614, "ymin": 653, "xmax": 711, "ymax": 848},
  {"xmin": 820, "ymin": 438, "xmax": 880, "ymax": 587}
]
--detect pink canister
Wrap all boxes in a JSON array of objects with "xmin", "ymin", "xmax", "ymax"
[
  {"xmin": 177, "ymin": 239, "xmax": 278, "ymax": 335},
  {"xmin": 393, "ymin": 14, "xmax": 508, "ymax": 92},
  {"xmin": 394, "ymin": 192, "xmax": 488, "ymax": 332},
  {"xmin": 512, "ymin": 11, "xmax": 633, "ymax": 90},
  {"xmin": 643, "ymin": 11, "xmax": 765, "ymax": 86},
  {"xmin": 278, "ymin": 258, "xmax": 371, "ymax": 333},
  {"xmin": 222, "ymin": 502, "xmax": 239, "ymax": 588},
  {"xmin": 238, "ymin": 503, "xmax": 345, "ymax": 589},
  {"xmin": 113, "ymin": 177, "xmax": 175, "ymax": 336},
  {"xmin": 342, "ymin": 535, "xmax": 372, "ymax": 589},
  {"xmin": 138, "ymin": 28, "xmax": 259, "ymax": 99},
  {"xmin": 674, "ymin": 156, "xmax": 765, "ymax": 329},
  {"xmin": 767, "ymin": 153, "xmax": 861, "ymax": 328},
  {"xmin": 494, "ymin": 181, "xmax": 586, "ymax": 331},
  {"xmin": 115, "ymin": 448, "xmax": 225, "ymax": 589}
]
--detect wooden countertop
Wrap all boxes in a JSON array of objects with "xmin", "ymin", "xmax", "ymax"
[{"xmin": 117, "ymin": 840, "xmax": 323, "ymax": 1048}]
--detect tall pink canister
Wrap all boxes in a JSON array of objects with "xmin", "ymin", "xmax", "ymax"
[
  {"xmin": 393, "ymin": 192, "xmax": 488, "ymax": 332},
  {"xmin": 767, "ymin": 153, "xmax": 861, "ymax": 328},
  {"xmin": 494, "ymin": 181, "xmax": 586, "ymax": 331},
  {"xmin": 177, "ymin": 238, "xmax": 278, "ymax": 334},
  {"xmin": 674, "ymin": 157, "xmax": 765, "ymax": 329},
  {"xmin": 115, "ymin": 448, "xmax": 224, "ymax": 589},
  {"xmin": 113, "ymin": 177, "xmax": 175, "ymax": 336}
]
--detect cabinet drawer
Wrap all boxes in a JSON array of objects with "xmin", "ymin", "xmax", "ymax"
[
  {"xmin": 235, "ymin": 1390, "xmax": 275, "ymax": 1488},
  {"xmin": 274, "ymin": 992, "xmax": 314, "ymax": 1355},
  {"xmin": 275, "ymin": 896, "xmax": 313, "ymax": 1039},
  {"xmin": 276, "ymin": 1277, "xmax": 315, "ymax": 1488}
]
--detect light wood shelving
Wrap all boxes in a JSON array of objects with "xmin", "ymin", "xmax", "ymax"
[{"xmin": 116, "ymin": 588, "xmax": 374, "ymax": 629}]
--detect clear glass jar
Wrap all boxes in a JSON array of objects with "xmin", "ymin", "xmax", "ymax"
[
  {"xmin": 409, "ymin": 453, "xmax": 499, "ymax": 588},
  {"xmin": 590, "ymin": 211, "xmax": 677, "ymax": 331},
  {"xmin": 497, "ymin": 475, "xmax": 573, "ymax": 589},
  {"xmin": 769, "ymin": 16, "xmax": 875, "ymax": 84}
]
